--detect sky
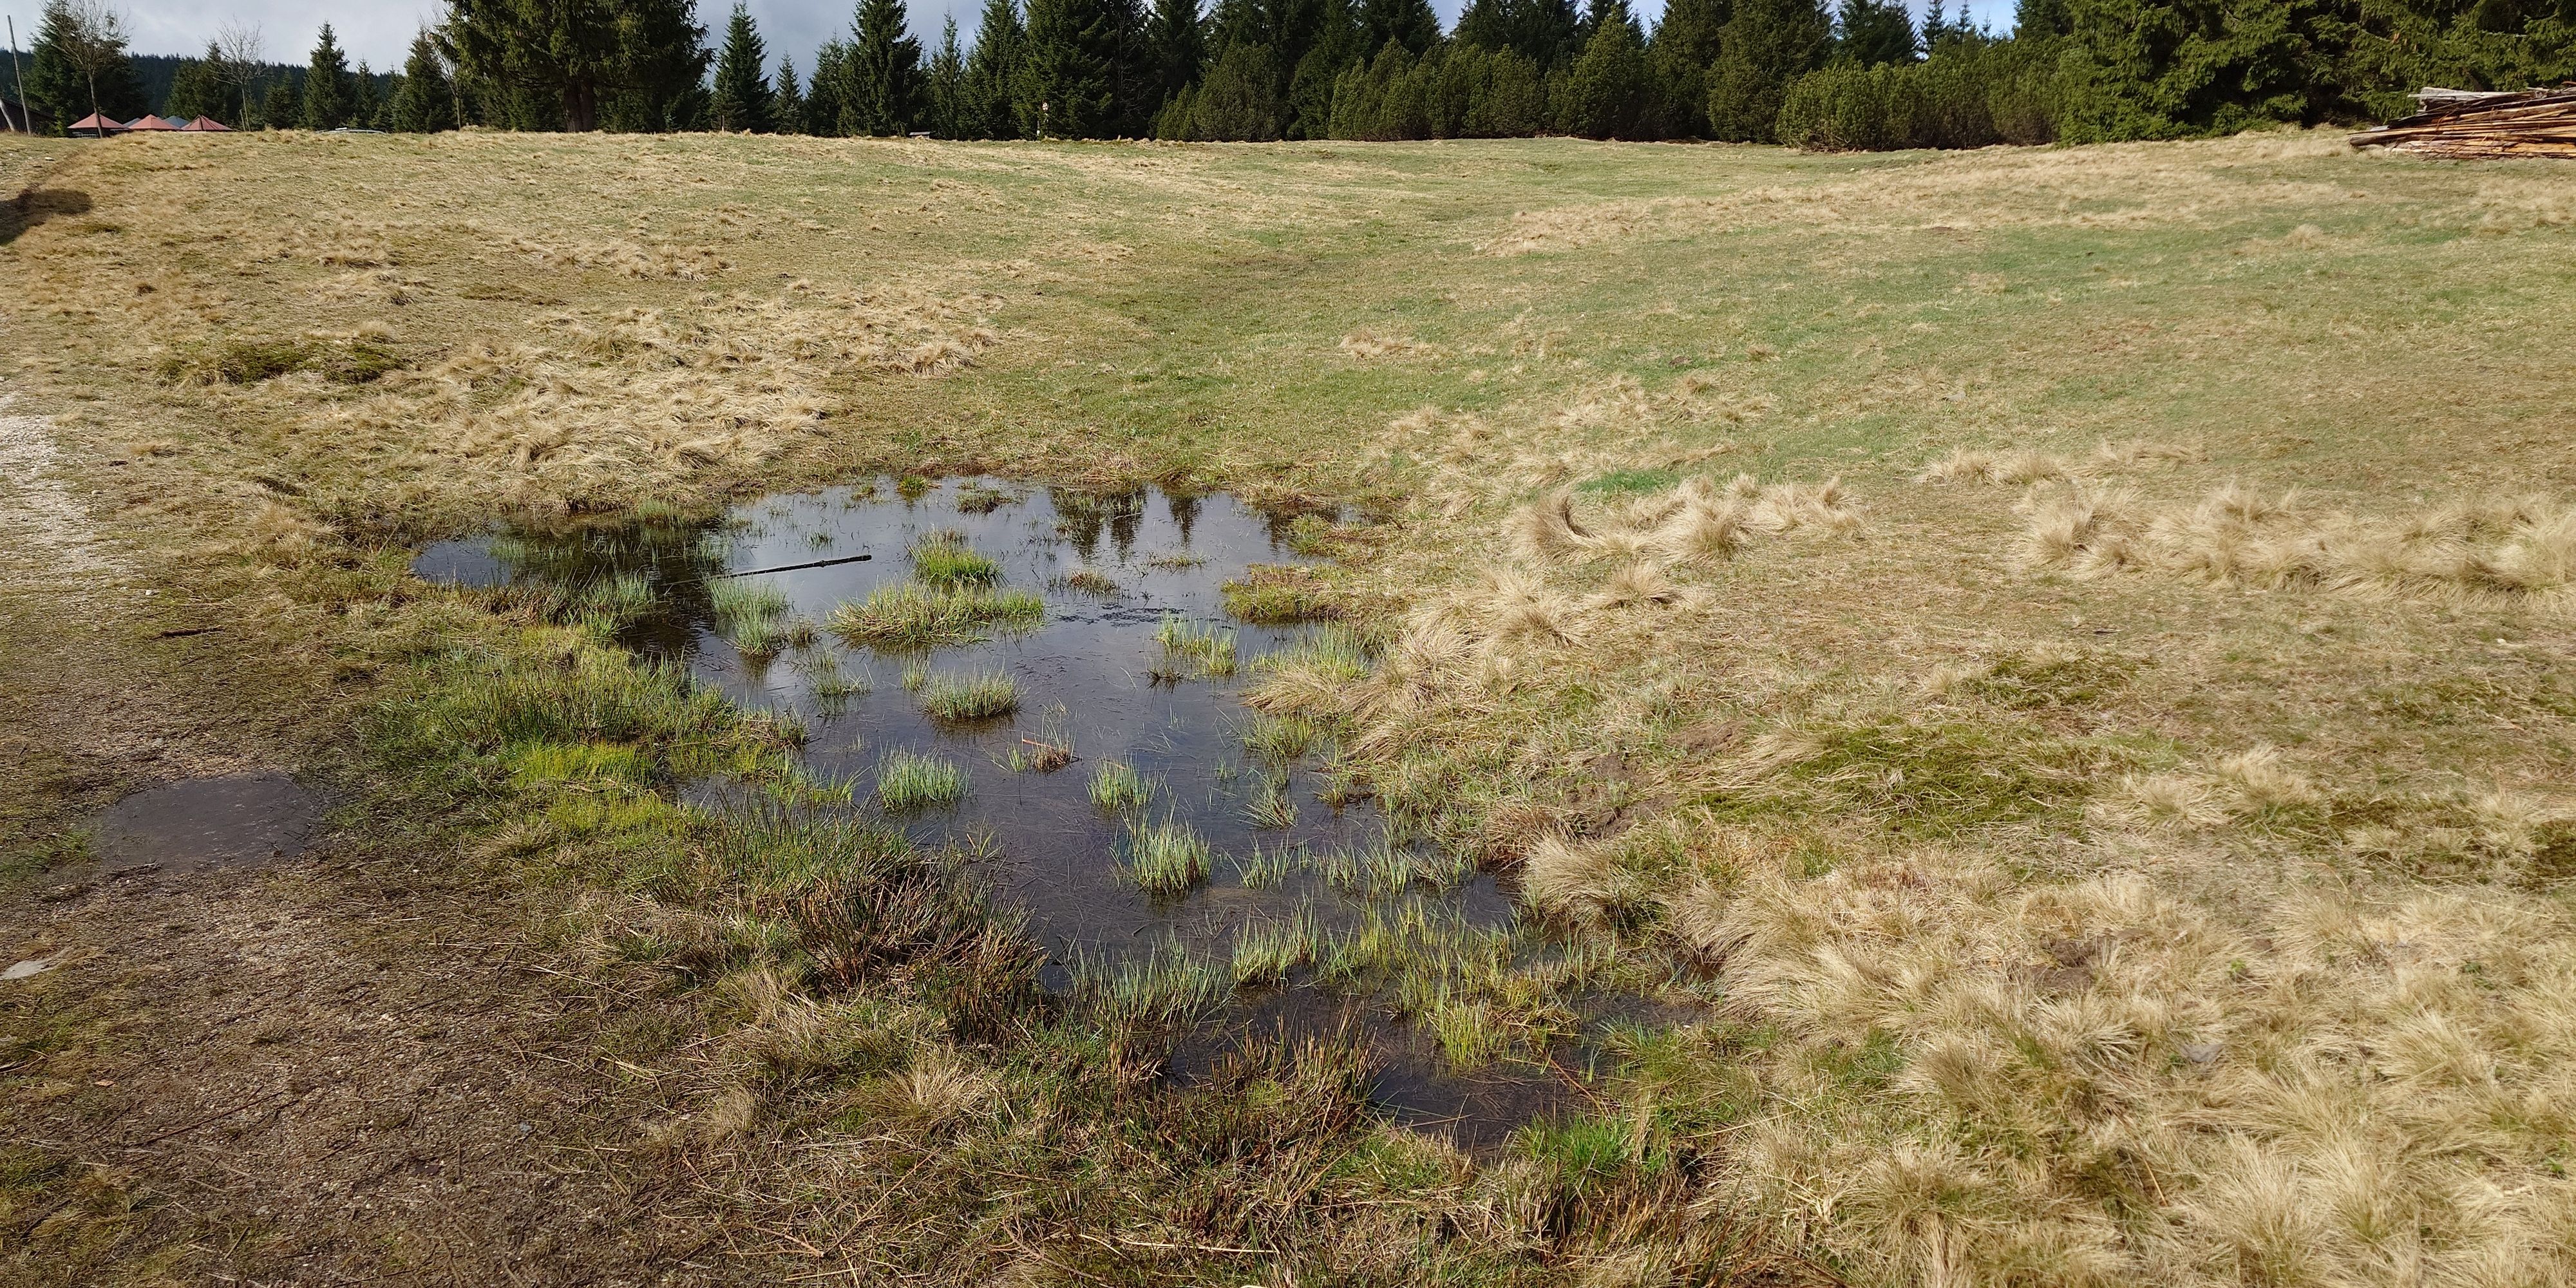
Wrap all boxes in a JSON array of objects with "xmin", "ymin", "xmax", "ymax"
[{"xmin": 67, "ymin": 0, "xmax": 2021, "ymax": 70}]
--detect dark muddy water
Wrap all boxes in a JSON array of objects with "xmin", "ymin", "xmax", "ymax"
[
  {"xmin": 88, "ymin": 772, "xmax": 327, "ymax": 875},
  {"xmin": 417, "ymin": 477, "xmax": 1575, "ymax": 1142}
]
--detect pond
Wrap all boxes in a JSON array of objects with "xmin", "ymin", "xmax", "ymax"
[{"xmin": 417, "ymin": 476, "xmax": 1579, "ymax": 1146}]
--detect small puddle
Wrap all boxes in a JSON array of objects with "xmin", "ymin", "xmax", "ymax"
[
  {"xmin": 88, "ymin": 772, "xmax": 327, "ymax": 875},
  {"xmin": 417, "ymin": 477, "xmax": 1575, "ymax": 1146}
]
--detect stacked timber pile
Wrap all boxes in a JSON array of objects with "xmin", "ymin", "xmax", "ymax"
[{"xmin": 2351, "ymin": 85, "xmax": 2576, "ymax": 158}]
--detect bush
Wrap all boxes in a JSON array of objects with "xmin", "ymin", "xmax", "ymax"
[
  {"xmin": 1777, "ymin": 39, "xmax": 2059, "ymax": 151},
  {"xmin": 1326, "ymin": 40, "xmax": 1550, "ymax": 140}
]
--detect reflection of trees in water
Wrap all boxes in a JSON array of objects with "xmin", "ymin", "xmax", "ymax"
[
  {"xmin": 1049, "ymin": 488, "xmax": 1148, "ymax": 562},
  {"xmin": 1167, "ymin": 491, "xmax": 1202, "ymax": 547},
  {"xmin": 489, "ymin": 513, "xmax": 732, "ymax": 659}
]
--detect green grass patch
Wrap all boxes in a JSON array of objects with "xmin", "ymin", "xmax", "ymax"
[
  {"xmin": 158, "ymin": 336, "xmax": 402, "ymax": 386},
  {"xmin": 876, "ymin": 749, "xmax": 967, "ymax": 811},
  {"xmin": 826, "ymin": 583, "xmax": 1045, "ymax": 648},
  {"xmin": 914, "ymin": 668, "xmax": 1019, "ymax": 721},
  {"xmin": 1578, "ymin": 468, "xmax": 1680, "ymax": 495},
  {"xmin": 1155, "ymin": 613, "xmax": 1238, "ymax": 677},
  {"xmin": 907, "ymin": 529, "xmax": 1003, "ymax": 585},
  {"xmin": 1958, "ymin": 650, "xmax": 2141, "ymax": 710},
  {"xmin": 1230, "ymin": 906, "xmax": 1323, "ymax": 987},
  {"xmin": 1087, "ymin": 759, "xmax": 1153, "ymax": 813},
  {"xmin": 1738, "ymin": 717, "xmax": 2105, "ymax": 837},
  {"xmin": 1222, "ymin": 565, "xmax": 1343, "ymax": 623},
  {"xmin": 1121, "ymin": 817, "xmax": 1212, "ymax": 895}
]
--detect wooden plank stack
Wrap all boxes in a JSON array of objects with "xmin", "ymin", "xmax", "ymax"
[{"xmin": 2351, "ymin": 85, "xmax": 2576, "ymax": 158}]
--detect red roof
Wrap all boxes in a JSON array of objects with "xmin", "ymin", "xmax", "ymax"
[
  {"xmin": 66, "ymin": 112, "xmax": 127, "ymax": 133},
  {"xmin": 179, "ymin": 116, "xmax": 231, "ymax": 132},
  {"xmin": 125, "ymin": 114, "xmax": 178, "ymax": 131}
]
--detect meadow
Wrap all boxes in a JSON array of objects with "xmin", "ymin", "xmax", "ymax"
[{"xmin": 3, "ymin": 126, "xmax": 2573, "ymax": 1285}]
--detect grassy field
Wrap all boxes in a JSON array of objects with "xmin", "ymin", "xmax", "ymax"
[{"xmin": 3, "ymin": 127, "xmax": 2574, "ymax": 1285}]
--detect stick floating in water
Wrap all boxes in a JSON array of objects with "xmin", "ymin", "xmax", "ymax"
[{"xmin": 708, "ymin": 552, "xmax": 875, "ymax": 579}]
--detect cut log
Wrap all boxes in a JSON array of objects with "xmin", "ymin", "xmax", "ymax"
[{"xmin": 2351, "ymin": 84, "xmax": 2576, "ymax": 159}]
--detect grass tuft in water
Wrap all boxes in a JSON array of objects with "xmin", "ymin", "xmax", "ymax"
[
  {"xmin": 1075, "ymin": 943, "xmax": 1227, "ymax": 1032},
  {"xmin": 876, "ymin": 749, "xmax": 966, "ymax": 811},
  {"xmin": 909, "ymin": 529, "xmax": 1003, "ymax": 585},
  {"xmin": 1224, "ymin": 565, "xmax": 1342, "ymax": 623},
  {"xmin": 709, "ymin": 580, "xmax": 791, "ymax": 632},
  {"xmin": 827, "ymin": 583, "xmax": 1045, "ymax": 648},
  {"xmin": 1120, "ymin": 817, "xmax": 1211, "ymax": 895},
  {"xmin": 1240, "ymin": 713, "xmax": 1328, "ymax": 765},
  {"xmin": 1155, "ymin": 613, "xmax": 1238, "ymax": 677},
  {"xmin": 1231, "ymin": 905, "xmax": 1323, "ymax": 988},
  {"xmin": 914, "ymin": 669, "xmax": 1019, "ymax": 721},
  {"xmin": 1062, "ymin": 568, "xmax": 1119, "ymax": 596},
  {"xmin": 1088, "ymin": 760, "xmax": 1153, "ymax": 813},
  {"xmin": 1315, "ymin": 841, "xmax": 1474, "ymax": 898},
  {"xmin": 1245, "ymin": 773, "xmax": 1297, "ymax": 829},
  {"xmin": 1231, "ymin": 842, "xmax": 1301, "ymax": 887}
]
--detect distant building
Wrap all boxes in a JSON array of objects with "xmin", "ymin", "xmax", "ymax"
[{"xmin": 66, "ymin": 111, "xmax": 127, "ymax": 137}]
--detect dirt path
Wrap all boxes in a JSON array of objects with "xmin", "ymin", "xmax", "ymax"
[
  {"xmin": 0, "ymin": 404, "xmax": 129, "ymax": 594},
  {"xmin": 0, "ymin": 409, "xmax": 755, "ymax": 1283}
]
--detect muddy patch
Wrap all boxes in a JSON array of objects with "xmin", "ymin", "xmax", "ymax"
[{"xmin": 88, "ymin": 772, "xmax": 326, "ymax": 875}]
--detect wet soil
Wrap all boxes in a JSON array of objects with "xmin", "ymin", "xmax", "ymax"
[
  {"xmin": 86, "ymin": 772, "xmax": 327, "ymax": 876},
  {"xmin": 2, "ymin": 860, "xmax": 759, "ymax": 1285}
]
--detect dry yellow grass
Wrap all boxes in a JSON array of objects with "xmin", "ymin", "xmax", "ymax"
[{"xmin": 9, "ymin": 128, "xmax": 2576, "ymax": 1284}]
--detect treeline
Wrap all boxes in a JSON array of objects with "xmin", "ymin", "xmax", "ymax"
[{"xmin": 19, "ymin": 0, "xmax": 2576, "ymax": 148}]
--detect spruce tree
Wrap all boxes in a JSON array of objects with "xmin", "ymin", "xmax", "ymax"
[
  {"xmin": 1562, "ymin": 3, "xmax": 1650, "ymax": 135},
  {"xmin": 446, "ymin": 0, "xmax": 708, "ymax": 131},
  {"xmin": 1357, "ymin": 0, "xmax": 1439, "ymax": 56},
  {"xmin": 351, "ymin": 60, "xmax": 383, "ymax": 127},
  {"xmin": 1018, "ymin": 0, "xmax": 1119, "ymax": 136},
  {"xmin": 1105, "ymin": 0, "xmax": 1156, "ymax": 135},
  {"xmin": 775, "ymin": 55, "xmax": 806, "ymax": 131},
  {"xmin": 164, "ymin": 43, "xmax": 232, "ymax": 124},
  {"xmin": 1643, "ymin": 0, "xmax": 1725, "ymax": 135},
  {"xmin": 1652, "ymin": 0, "xmax": 1728, "ymax": 68},
  {"xmin": 1178, "ymin": 39, "xmax": 1280, "ymax": 137},
  {"xmin": 1703, "ymin": 0, "xmax": 1826, "ymax": 140},
  {"xmin": 712, "ymin": 5, "xmax": 775, "ymax": 130},
  {"xmin": 848, "ymin": 0, "xmax": 927, "ymax": 135},
  {"xmin": 28, "ymin": 0, "xmax": 147, "ymax": 127},
  {"xmin": 1146, "ymin": 0, "xmax": 1205, "ymax": 111},
  {"xmin": 392, "ymin": 30, "xmax": 458, "ymax": 131},
  {"xmin": 615, "ymin": 0, "xmax": 716, "ymax": 129},
  {"xmin": 301, "ymin": 24, "xmax": 354, "ymax": 128},
  {"xmin": 965, "ymin": 0, "xmax": 1027, "ymax": 137},
  {"xmin": 1833, "ymin": 0, "xmax": 1916, "ymax": 66},
  {"xmin": 807, "ymin": 41, "xmax": 851, "ymax": 133},
  {"xmin": 1286, "ymin": 0, "xmax": 1361, "ymax": 137},
  {"xmin": 925, "ymin": 20, "xmax": 967, "ymax": 135},
  {"xmin": 260, "ymin": 78, "xmax": 299, "ymax": 129}
]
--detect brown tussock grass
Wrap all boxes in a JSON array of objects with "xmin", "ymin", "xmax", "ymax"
[
  {"xmin": 1338, "ymin": 329, "xmax": 1441, "ymax": 359},
  {"xmin": 2015, "ymin": 480, "xmax": 2576, "ymax": 603},
  {"xmin": 1700, "ymin": 846, "xmax": 2576, "ymax": 1287},
  {"xmin": 1510, "ymin": 474, "xmax": 1859, "ymax": 568}
]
